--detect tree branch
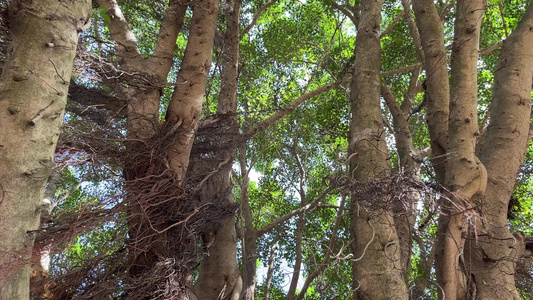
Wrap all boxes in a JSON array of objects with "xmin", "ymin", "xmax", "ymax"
[
  {"xmin": 240, "ymin": 0, "xmax": 278, "ymax": 40},
  {"xmin": 380, "ymin": 41, "xmax": 504, "ymax": 77},
  {"xmin": 258, "ymin": 185, "xmax": 336, "ymax": 235},
  {"xmin": 380, "ymin": 10, "xmax": 405, "ymax": 39},
  {"xmin": 243, "ymin": 78, "xmax": 347, "ymax": 139},
  {"xmin": 401, "ymin": 0, "xmax": 425, "ymax": 63},
  {"xmin": 330, "ymin": 2, "xmax": 359, "ymax": 26},
  {"xmin": 99, "ymin": 0, "xmax": 141, "ymax": 67},
  {"xmin": 150, "ymin": 0, "xmax": 188, "ymax": 77}
]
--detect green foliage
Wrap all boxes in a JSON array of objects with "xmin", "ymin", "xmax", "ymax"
[{"xmin": 97, "ymin": 6, "xmax": 111, "ymax": 23}]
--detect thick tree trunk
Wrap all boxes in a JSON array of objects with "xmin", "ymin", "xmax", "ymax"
[
  {"xmin": 467, "ymin": 3, "xmax": 533, "ymax": 299},
  {"xmin": 348, "ymin": 0, "xmax": 407, "ymax": 298},
  {"xmin": 0, "ymin": 1, "xmax": 91, "ymax": 299}
]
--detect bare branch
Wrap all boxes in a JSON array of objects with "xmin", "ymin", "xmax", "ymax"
[
  {"xmin": 330, "ymin": 2, "xmax": 359, "ymax": 26},
  {"xmin": 382, "ymin": 84, "xmax": 404, "ymax": 124},
  {"xmin": 381, "ymin": 62, "xmax": 423, "ymax": 77},
  {"xmin": 258, "ymin": 185, "xmax": 337, "ymax": 235},
  {"xmin": 240, "ymin": 0, "xmax": 278, "ymax": 40},
  {"xmin": 243, "ymin": 78, "xmax": 347, "ymax": 139},
  {"xmin": 402, "ymin": 67, "xmax": 422, "ymax": 113},
  {"xmin": 479, "ymin": 40, "xmax": 503, "ymax": 56},
  {"xmin": 380, "ymin": 10, "xmax": 405, "ymax": 39}
]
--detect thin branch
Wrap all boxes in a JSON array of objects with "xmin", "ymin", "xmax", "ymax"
[
  {"xmin": 240, "ymin": 0, "xmax": 278, "ymax": 40},
  {"xmin": 258, "ymin": 185, "xmax": 337, "ymax": 235},
  {"xmin": 243, "ymin": 78, "xmax": 348, "ymax": 139},
  {"xmin": 380, "ymin": 10, "xmax": 405, "ymax": 39},
  {"xmin": 330, "ymin": 2, "xmax": 359, "ymax": 26},
  {"xmin": 381, "ymin": 41, "xmax": 503, "ymax": 77}
]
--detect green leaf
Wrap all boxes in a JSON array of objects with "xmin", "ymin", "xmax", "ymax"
[{"xmin": 97, "ymin": 6, "xmax": 111, "ymax": 23}]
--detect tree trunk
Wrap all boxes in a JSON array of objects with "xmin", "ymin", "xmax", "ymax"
[
  {"xmin": 381, "ymin": 84, "xmax": 422, "ymax": 274},
  {"xmin": 191, "ymin": 0, "xmax": 242, "ymax": 298},
  {"xmin": 240, "ymin": 144, "xmax": 260, "ymax": 300},
  {"xmin": 0, "ymin": 1, "xmax": 91, "ymax": 299},
  {"xmin": 467, "ymin": 3, "xmax": 533, "ymax": 299},
  {"xmin": 412, "ymin": 0, "xmax": 450, "ymax": 183},
  {"xmin": 97, "ymin": 2, "xmax": 191, "ymax": 293},
  {"xmin": 348, "ymin": 0, "xmax": 407, "ymax": 298},
  {"xmin": 437, "ymin": 0, "xmax": 486, "ymax": 298},
  {"xmin": 263, "ymin": 235, "xmax": 279, "ymax": 300},
  {"xmin": 30, "ymin": 167, "xmax": 61, "ymax": 299},
  {"xmin": 287, "ymin": 146, "xmax": 306, "ymax": 300}
]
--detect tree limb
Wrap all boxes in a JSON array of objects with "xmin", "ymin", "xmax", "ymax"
[
  {"xmin": 258, "ymin": 185, "xmax": 336, "ymax": 235},
  {"xmin": 243, "ymin": 78, "xmax": 347, "ymax": 139},
  {"xmin": 99, "ymin": 0, "xmax": 141, "ymax": 67},
  {"xmin": 330, "ymin": 2, "xmax": 359, "ymax": 26},
  {"xmin": 150, "ymin": 0, "xmax": 188, "ymax": 77},
  {"xmin": 240, "ymin": 0, "xmax": 278, "ymax": 40},
  {"xmin": 380, "ymin": 10, "xmax": 405, "ymax": 39}
]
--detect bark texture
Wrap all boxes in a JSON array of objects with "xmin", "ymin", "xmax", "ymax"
[
  {"xmin": 348, "ymin": 0, "xmax": 407, "ymax": 298},
  {"xmin": 0, "ymin": 1, "xmax": 91, "ymax": 299}
]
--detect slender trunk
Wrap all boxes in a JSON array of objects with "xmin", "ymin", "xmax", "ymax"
[
  {"xmin": 468, "ymin": 3, "xmax": 533, "ymax": 299},
  {"xmin": 0, "ymin": 1, "xmax": 91, "ymax": 299},
  {"xmin": 287, "ymin": 147, "xmax": 306, "ymax": 300},
  {"xmin": 297, "ymin": 195, "xmax": 345, "ymax": 300},
  {"xmin": 287, "ymin": 212, "xmax": 304, "ymax": 300},
  {"xmin": 382, "ymin": 85, "xmax": 423, "ymax": 274},
  {"xmin": 348, "ymin": 0, "xmax": 407, "ymax": 298},
  {"xmin": 242, "ymin": 231, "xmax": 258, "ymax": 300},
  {"xmin": 263, "ymin": 235, "xmax": 279, "ymax": 300},
  {"xmin": 240, "ymin": 144, "xmax": 259, "ymax": 300}
]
